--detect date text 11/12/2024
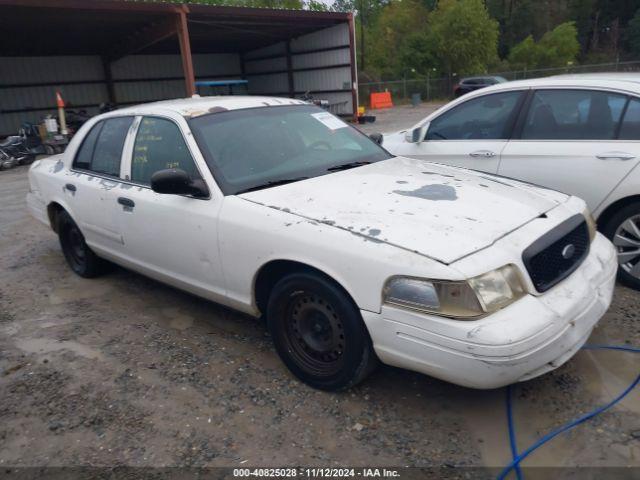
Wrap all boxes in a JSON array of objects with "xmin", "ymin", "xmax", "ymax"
[{"xmin": 233, "ymin": 468, "xmax": 401, "ymax": 477}]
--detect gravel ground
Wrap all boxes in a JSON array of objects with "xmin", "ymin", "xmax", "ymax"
[{"xmin": 0, "ymin": 104, "xmax": 639, "ymax": 475}]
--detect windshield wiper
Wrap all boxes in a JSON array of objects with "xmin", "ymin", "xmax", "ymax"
[
  {"xmin": 327, "ymin": 161, "xmax": 371, "ymax": 172},
  {"xmin": 236, "ymin": 177, "xmax": 309, "ymax": 194}
]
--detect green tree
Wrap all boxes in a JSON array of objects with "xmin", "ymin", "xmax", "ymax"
[
  {"xmin": 305, "ymin": 0, "xmax": 328, "ymax": 10},
  {"xmin": 538, "ymin": 21, "xmax": 580, "ymax": 66},
  {"xmin": 334, "ymin": 0, "xmax": 390, "ymax": 72},
  {"xmin": 427, "ymin": 0, "xmax": 499, "ymax": 77},
  {"xmin": 365, "ymin": 0, "xmax": 430, "ymax": 78},
  {"xmin": 506, "ymin": 34, "xmax": 538, "ymax": 69},
  {"xmin": 508, "ymin": 21, "xmax": 579, "ymax": 69}
]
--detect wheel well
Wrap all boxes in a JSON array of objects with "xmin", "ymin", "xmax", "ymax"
[
  {"xmin": 47, "ymin": 202, "xmax": 65, "ymax": 233},
  {"xmin": 596, "ymin": 195, "xmax": 640, "ymax": 232},
  {"xmin": 253, "ymin": 260, "xmax": 353, "ymax": 316}
]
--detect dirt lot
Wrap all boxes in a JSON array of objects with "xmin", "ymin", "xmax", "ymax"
[{"xmin": 0, "ymin": 104, "xmax": 639, "ymax": 476}]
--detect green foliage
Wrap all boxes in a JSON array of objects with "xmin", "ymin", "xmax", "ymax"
[
  {"xmin": 306, "ymin": 0, "xmax": 328, "ymax": 10},
  {"xmin": 507, "ymin": 35, "xmax": 538, "ymax": 70},
  {"xmin": 508, "ymin": 21, "xmax": 579, "ymax": 69},
  {"xmin": 426, "ymin": 0, "xmax": 499, "ymax": 76},
  {"xmin": 366, "ymin": 0, "xmax": 430, "ymax": 78}
]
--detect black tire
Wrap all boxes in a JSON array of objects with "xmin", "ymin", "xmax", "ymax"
[
  {"xmin": 57, "ymin": 210, "xmax": 106, "ymax": 278},
  {"xmin": 601, "ymin": 201, "xmax": 640, "ymax": 290},
  {"xmin": 267, "ymin": 272, "xmax": 377, "ymax": 391}
]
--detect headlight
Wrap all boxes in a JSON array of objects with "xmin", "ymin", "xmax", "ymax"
[
  {"xmin": 583, "ymin": 208, "xmax": 597, "ymax": 243},
  {"xmin": 383, "ymin": 265, "xmax": 526, "ymax": 320}
]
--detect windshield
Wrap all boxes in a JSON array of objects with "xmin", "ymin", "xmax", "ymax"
[{"xmin": 188, "ymin": 105, "xmax": 392, "ymax": 195}]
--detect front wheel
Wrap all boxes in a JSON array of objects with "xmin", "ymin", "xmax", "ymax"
[
  {"xmin": 601, "ymin": 202, "xmax": 640, "ymax": 290},
  {"xmin": 57, "ymin": 210, "xmax": 107, "ymax": 278},
  {"xmin": 267, "ymin": 272, "xmax": 377, "ymax": 390}
]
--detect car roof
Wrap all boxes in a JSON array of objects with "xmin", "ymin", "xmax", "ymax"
[
  {"xmin": 115, "ymin": 95, "xmax": 309, "ymax": 118},
  {"xmin": 460, "ymin": 73, "xmax": 640, "ymax": 97}
]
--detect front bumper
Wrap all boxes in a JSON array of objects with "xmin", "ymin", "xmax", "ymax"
[{"xmin": 361, "ymin": 233, "xmax": 617, "ymax": 389}]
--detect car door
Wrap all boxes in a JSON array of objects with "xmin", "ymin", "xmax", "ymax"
[
  {"xmin": 116, "ymin": 114, "xmax": 226, "ymax": 300},
  {"xmin": 499, "ymin": 88, "xmax": 640, "ymax": 213},
  {"xmin": 68, "ymin": 116, "xmax": 134, "ymax": 257},
  {"xmin": 392, "ymin": 89, "xmax": 526, "ymax": 172}
]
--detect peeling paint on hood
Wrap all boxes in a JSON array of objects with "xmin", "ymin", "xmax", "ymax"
[{"xmin": 239, "ymin": 156, "xmax": 567, "ymax": 264}]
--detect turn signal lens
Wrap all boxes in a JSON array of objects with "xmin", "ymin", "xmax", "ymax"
[{"xmin": 467, "ymin": 264, "xmax": 526, "ymax": 313}]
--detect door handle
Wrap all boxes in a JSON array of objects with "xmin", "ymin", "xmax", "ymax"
[
  {"xmin": 65, "ymin": 183, "xmax": 76, "ymax": 192},
  {"xmin": 596, "ymin": 152, "xmax": 636, "ymax": 161},
  {"xmin": 117, "ymin": 197, "xmax": 135, "ymax": 208},
  {"xmin": 469, "ymin": 150, "xmax": 496, "ymax": 158}
]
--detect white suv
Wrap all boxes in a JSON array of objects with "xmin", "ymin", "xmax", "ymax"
[{"xmin": 383, "ymin": 74, "xmax": 640, "ymax": 289}]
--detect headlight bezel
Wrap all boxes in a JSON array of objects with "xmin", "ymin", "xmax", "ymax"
[{"xmin": 383, "ymin": 264, "xmax": 527, "ymax": 320}]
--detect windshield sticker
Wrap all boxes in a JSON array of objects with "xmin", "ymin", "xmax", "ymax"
[{"xmin": 311, "ymin": 112, "xmax": 348, "ymax": 130}]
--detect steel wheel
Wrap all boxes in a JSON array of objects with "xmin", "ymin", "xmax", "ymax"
[
  {"xmin": 284, "ymin": 292, "xmax": 345, "ymax": 377},
  {"xmin": 613, "ymin": 214, "xmax": 640, "ymax": 279},
  {"xmin": 267, "ymin": 272, "xmax": 377, "ymax": 390}
]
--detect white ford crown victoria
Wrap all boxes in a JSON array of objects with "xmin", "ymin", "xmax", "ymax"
[{"xmin": 27, "ymin": 96, "xmax": 617, "ymax": 391}]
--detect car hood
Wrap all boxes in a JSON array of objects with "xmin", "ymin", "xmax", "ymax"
[{"xmin": 238, "ymin": 156, "xmax": 567, "ymax": 264}]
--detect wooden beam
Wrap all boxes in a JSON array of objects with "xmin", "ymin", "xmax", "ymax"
[
  {"xmin": 176, "ymin": 8, "xmax": 195, "ymax": 97},
  {"xmin": 107, "ymin": 18, "xmax": 176, "ymax": 62}
]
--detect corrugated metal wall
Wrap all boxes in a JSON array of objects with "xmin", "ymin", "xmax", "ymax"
[
  {"xmin": 0, "ymin": 21, "xmax": 354, "ymax": 134},
  {"xmin": 0, "ymin": 53, "xmax": 241, "ymax": 134},
  {"xmin": 244, "ymin": 23, "xmax": 354, "ymax": 116},
  {"xmin": 0, "ymin": 56, "xmax": 107, "ymax": 135}
]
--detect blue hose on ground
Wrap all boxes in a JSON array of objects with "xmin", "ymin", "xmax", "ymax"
[
  {"xmin": 498, "ymin": 344, "xmax": 640, "ymax": 480},
  {"xmin": 505, "ymin": 386, "xmax": 523, "ymax": 480}
]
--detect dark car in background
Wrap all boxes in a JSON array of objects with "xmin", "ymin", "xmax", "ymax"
[{"xmin": 453, "ymin": 76, "xmax": 507, "ymax": 97}]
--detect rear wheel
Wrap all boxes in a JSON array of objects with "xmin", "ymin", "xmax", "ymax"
[
  {"xmin": 601, "ymin": 202, "xmax": 640, "ymax": 290},
  {"xmin": 57, "ymin": 210, "xmax": 106, "ymax": 278},
  {"xmin": 267, "ymin": 272, "xmax": 377, "ymax": 390}
]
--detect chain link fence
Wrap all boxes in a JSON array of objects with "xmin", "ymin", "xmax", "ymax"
[{"xmin": 358, "ymin": 60, "xmax": 640, "ymax": 107}]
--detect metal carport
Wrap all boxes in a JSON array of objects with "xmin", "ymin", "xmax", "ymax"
[{"xmin": 0, "ymin": 0, "xmax": 357, "ymax": 135}]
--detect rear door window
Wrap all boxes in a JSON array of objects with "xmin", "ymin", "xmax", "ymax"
[
  {"xmin": 619, "ymin": 97, "xmax": 640, "ymax": 140},
  {"xmin": 521, "ymin": 89, "xmax": 627, "ymax": 140},
  {"xmin": 73, "ymin": 116, "xmax": 133, "ymax": 177}
]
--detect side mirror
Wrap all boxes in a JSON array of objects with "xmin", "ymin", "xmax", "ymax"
[
  {"xmin": 369, "ymin": 133, "xmax": 383, "ymax": 145},
  {"xmin": 150, "ymin": 168, "xmax": 209, "ymax": 198},
  {"xmin": 404, "ymin": 123, "xmax": 430, "ymax": 144}
]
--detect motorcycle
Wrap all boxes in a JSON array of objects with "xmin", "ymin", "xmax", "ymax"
[
  {"xmin": 0, "ymin": 123, "xmax": 45, "ymax": 169},
  {"xmin": 0, "ymin": 147, "xmax": 18, "ymax": 170}
]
